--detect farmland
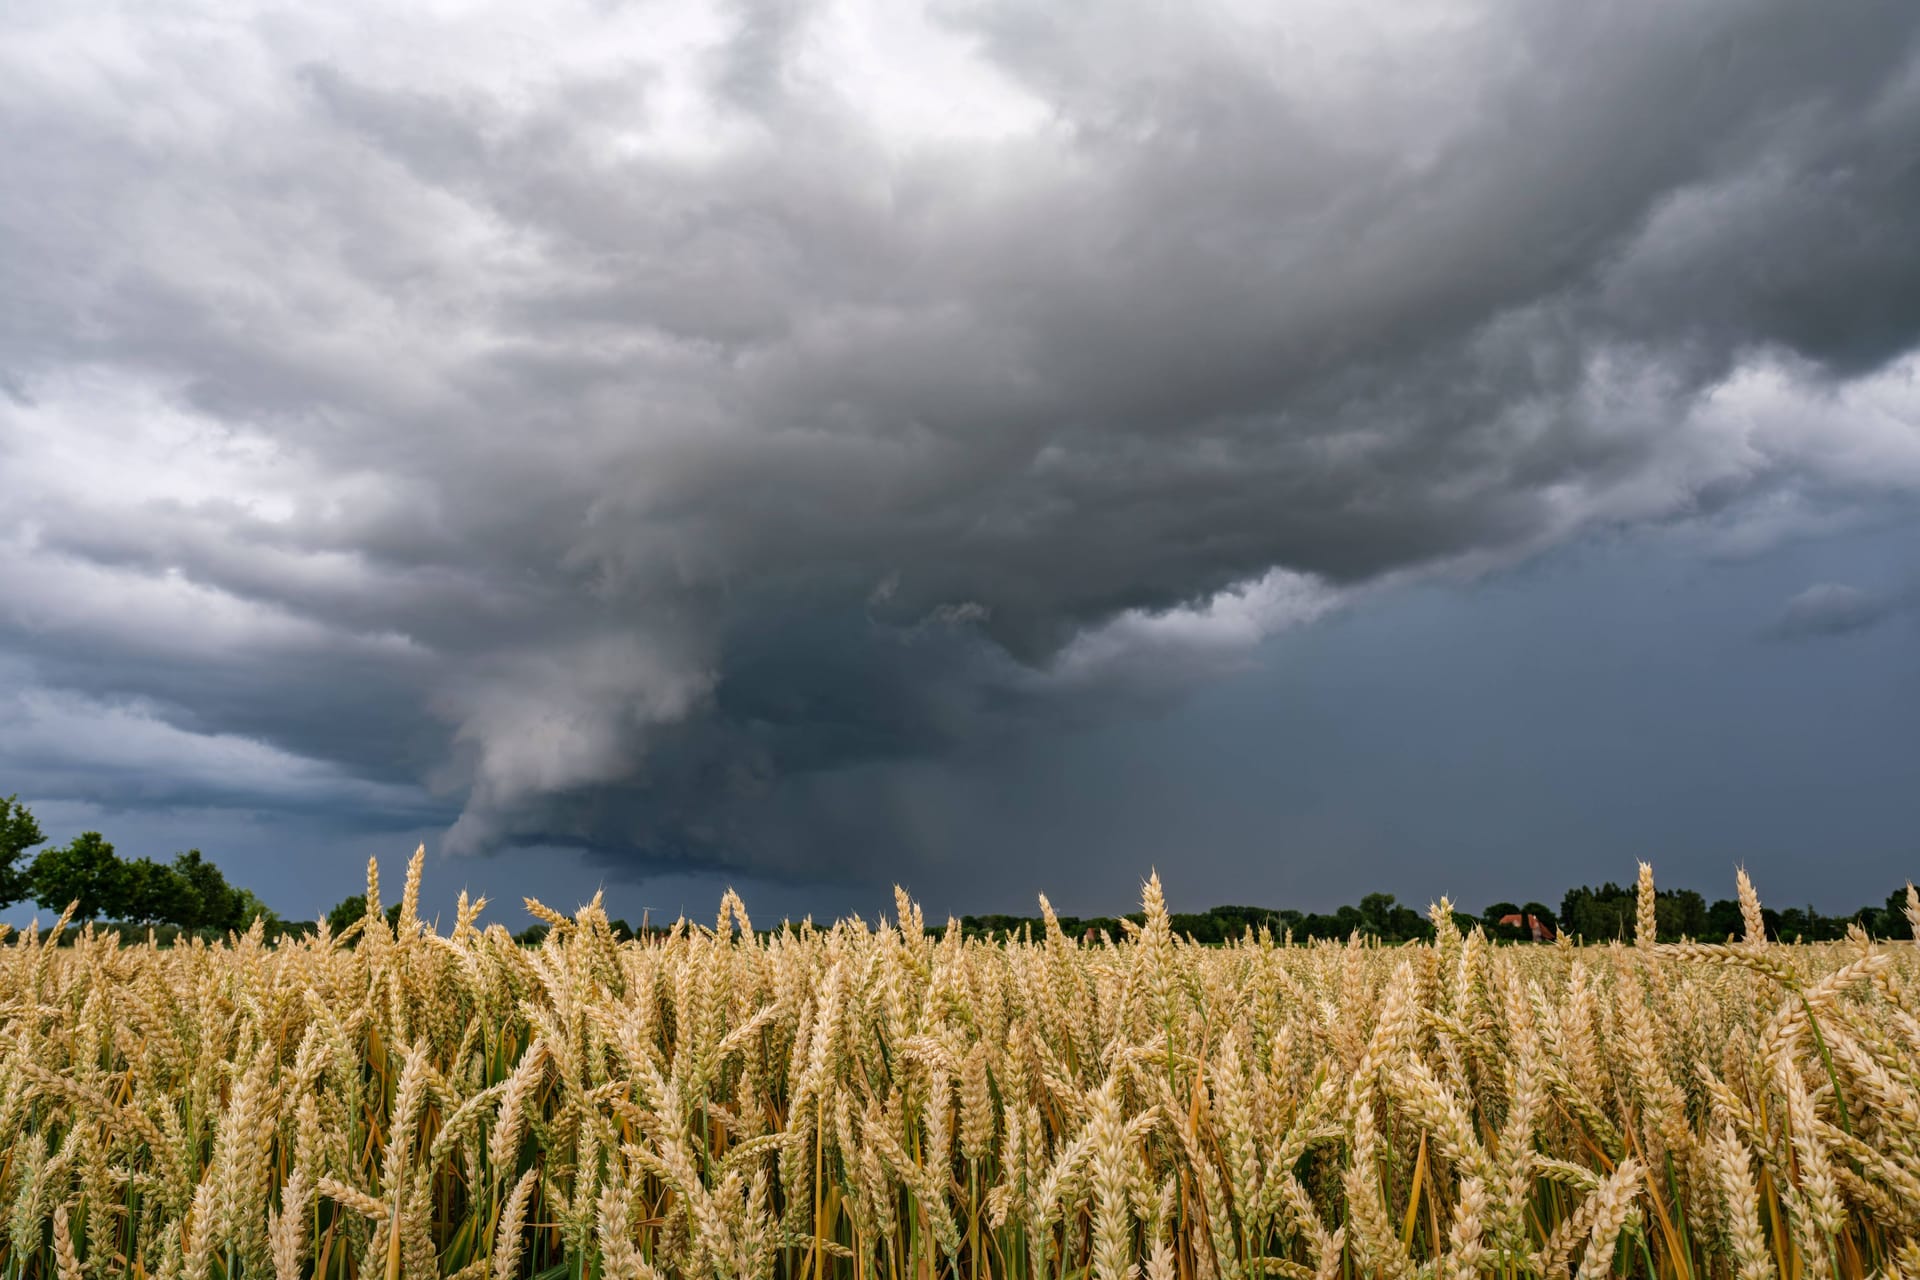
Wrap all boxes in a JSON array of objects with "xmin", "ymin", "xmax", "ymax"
[{"xmin": 1, "ymin": 853, "xmax": 1916, "ymax": 1280}]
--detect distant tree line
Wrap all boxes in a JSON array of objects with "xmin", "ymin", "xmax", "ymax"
[
  {"xmin": 5, "ymin": 793, "xmax": 1913, "ymax": 946},
  {"xmin": 953, "ymin": 893, "xmax": 1440, "ymax": 944},
  {"xmin": 951, "ymin": 882, "xmax": 1918, "ymax": 945},
  {"xmin": 1555, "ymin": 881, "xmax": 1916, "ymax": 945},
  {"xmin": 316, "ymin": 897, "xmax": 647, "ymax": 949}
]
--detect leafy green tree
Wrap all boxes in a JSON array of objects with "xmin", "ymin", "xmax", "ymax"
[
  {"xmin": 1773, "ymin": 905, "xmax": 1850, "ymax": 943},
  {"xmin": 29, "ymin": 831, "xmax": 128, "ymax": 921},
  {"xmin": 170, "ymin": 849, "xmax": 243, "ymax": 933},
  {"xmin": 1874, "ymin": 888, "xmax": 1916, "ymax": 940},
  {"xmin": 1356, "ymin": 893, "xmax": 1430, "ymax": 941},
  {"xmin": 1560, "ymin": 883, "xmax": 1633, "ymax": 941},
  {"xmin": 325, "ymin": 894, "xmax": 403, "ymax": 938},
  {"xmin": 326, "ymin": 893, "xmax": 368, "ymax": 935},
  {"xmin": 0, "ymin": 795, "xmax": 47, "ymax": 909},
  {"xmin": 1561, "ymin": 882, "xmax": 1710, "ymax": 941},
  {"xmin": 1706, "ymin": 897, "xmax": 1744, "ymax": 940},
  {"xmin": 122, "ymin": 857, "xmax": 192, "ymax": 926},
  {"xmin": 1519, "ymin": 903, "xmax": 1558, "ymax": 934},
  {"xmin": 1482, "ymin": 901, "xmax": 1524, "ymax": 939},
  {"xmin": 232, "ymin": 889, "xmax": 281, "ymax": 930},
  {"xmin": 1655, "ymin": 889, "xmax": 1709, "ymax": 940}
]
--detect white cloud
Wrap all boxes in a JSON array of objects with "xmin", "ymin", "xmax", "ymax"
[
  {"xmin": 1053, "ymin": 569, "xmax": 1348, "ymax": 685},
  {"xmin": 0, "ymin": 681, "xmax": 430, "ymax": 812}
]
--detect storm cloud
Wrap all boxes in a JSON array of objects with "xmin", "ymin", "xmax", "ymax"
[{"xmin": 4, "ymin": 0, "xmax": 1920, "ymax": 883}]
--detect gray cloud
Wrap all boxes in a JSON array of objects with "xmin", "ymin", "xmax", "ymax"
[
  {"xmin": 3, "ymin": 0, "xmax": 1920, "ymax": 880},
  {"xmin": 1770, "ymin": 583, "xmax": 1902, "ymax": 640}
]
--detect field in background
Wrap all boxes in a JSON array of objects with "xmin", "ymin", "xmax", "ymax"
[{"xmin": 1, "ymin": 854, "xmax": 1916, "ymax": 1280}]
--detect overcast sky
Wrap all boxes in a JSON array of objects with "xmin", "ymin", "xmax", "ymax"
[{"xmin": 3, "ymin": 0, "xmax": 1917, "ymax": 927}]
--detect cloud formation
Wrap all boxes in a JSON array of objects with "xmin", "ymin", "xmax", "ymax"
[
  {"xmin": 1770, "ymin": 583, "xmax": 1902, "ymax": 640},
  {"xmin": 3, "ymin": 0, "xmax": 1920, "ymax": 877}
]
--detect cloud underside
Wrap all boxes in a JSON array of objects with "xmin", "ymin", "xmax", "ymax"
[
  {"xmin": 2, "ymin": 0, "xmax": 1919, "ymax": 876},
  {"xmin": 1771, "ymin": 583, "xmax": 1904, "ymax": 640}
]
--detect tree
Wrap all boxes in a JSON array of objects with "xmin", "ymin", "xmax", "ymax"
[
  {"xmin": 1350, "ymin": 893, "xmax": 1429, "ymax": 942},
  {"xmin": 325, "ymin": 894, "xmax": 403, "ymax": 939},
  {"xmin": 232, "ymin": 889, "xmax": 281, "ymax": 931},
  {"xmin": 1482, "ymin": 901, "xmax": 1524, "ymax": 940},
  {"xmin": 122, "ymin": 857, "xmax": 191, "ymax": 926},
  {"xmin": 1560, "ymin": 883, "xmax": 1634, "ymax": 942},
  {"xmin": 1875, "ymin": 888, "xmax": 1916, "ymax": 940},
  {"xmin": 1354, "ymin": 892, "xmax": 1391, "ymax": 938},
  {"xmin": 1561, "ymin": 882, "xmax": 1710, "ymax": 941},
  {"xmin": 170, "ymin": 850, "xmax": 243, "ymax": 933},
  {"xmin": 29, "ymin": 831, "xmax": 128, "ymax": 921},
  {"xmin": 326, "ymin": 893, "xmax": 369, "ymax": 936},
  {"xmin": 1655, "ymin": 889, "xmax": 1709, "ymax": 940},
  {"xmin": 1706, "ymin": 897, "xmax": 1743, "ymax": 941},
  {"xmin": 0, "ymin": 795, "xmax": 47, "ymax": 909}
]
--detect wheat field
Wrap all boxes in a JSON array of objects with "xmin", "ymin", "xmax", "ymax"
[{"xmin": 1, "ymin": 853, "xmax": 1917, "ymax": 1280}]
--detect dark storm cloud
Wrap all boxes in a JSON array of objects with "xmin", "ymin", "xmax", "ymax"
[{"xmin": 2, "ymin": 0, "xmax": 1919, "ymax": 878}]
